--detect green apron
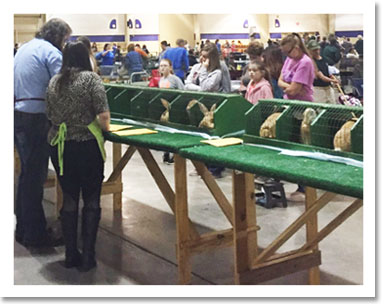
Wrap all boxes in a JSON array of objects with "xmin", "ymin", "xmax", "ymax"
[{"xmin": 50, "ymin": 119, "xmax": 106, "ymax": 176}]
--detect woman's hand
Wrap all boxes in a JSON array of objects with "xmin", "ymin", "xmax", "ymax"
[{"xmin": 203, "ymin": 58, "xmax": 210, "ymax": 68}]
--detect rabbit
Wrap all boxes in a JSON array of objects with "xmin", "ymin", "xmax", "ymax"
[
  {"xmin": 333, "ymin": 119, "xmax": 357, "ymax": 152},
  {"xmin": 300, "ymin": 108, "xmax": 317, "ymax": 145},
  {"xmin": 198, "ymin": 103, "xmax": 216, "ymax": 129},
  {"xmin": 160, "ymin": 98, "xmax": 170, "ymax": 122},
  {"xmin": 186, "ymin": 99, "xmax": 199, "ymax": 125},
  {"xmin": 259, "ymin": 112, "xmax": 281, "ymax": 138}
]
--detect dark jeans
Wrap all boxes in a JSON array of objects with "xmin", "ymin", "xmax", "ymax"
[
  {"xmin": 50, "ymin": 140, "xmax": 104, "ymax": 213},
  {"xmin": 14, "ymin": 111, "xmax": 50, "ymax": 243}
]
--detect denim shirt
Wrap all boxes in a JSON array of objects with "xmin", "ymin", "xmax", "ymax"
[{"xmin": 14, "ymin": 38, "xmax": 63, "ymax": 114}]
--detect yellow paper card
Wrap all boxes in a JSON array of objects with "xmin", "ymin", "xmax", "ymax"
[
  {"xmin": 201, "ymin": 137, "xmax": 243, "ymax": 147},
  {"xmin": 113, "ymin": 128, "xmax": 158, "ymax": 136},
  {"xmin": 109, "ymin": 124, "xmax": 132, "ymax": 132}
]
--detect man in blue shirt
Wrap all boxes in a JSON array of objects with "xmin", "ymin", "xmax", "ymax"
[
  {"xmin": 14, "ymin": 18, "xmax": 72, "ymax": 247},
  {"xmin": 163, "ymin": 38, "xmax": 189, "ymax": 82}
]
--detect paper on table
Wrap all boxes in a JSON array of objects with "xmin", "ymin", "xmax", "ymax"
[
  {"xmin": 113, "ymin": 128, "xmax": 158, "ymax": 136},
  {"xmin": 109, "ymin": 124, "xmax": 133, "ymax": 132},
  {"xmin": 201, "ymin": 137, "xmax": 243, "ymax": 147}
]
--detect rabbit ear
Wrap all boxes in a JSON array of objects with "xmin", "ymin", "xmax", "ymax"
[
  {"xmin": 186, "ymin": 99, "xmax": 198, "ymax": 110},
  {"xmin": 210, "ymin": 103, "xmax": 216, "ymax": 112},
  {"xmin": 198, "ymin": 102, "xmax": 209, "ymax": 115},
  {"xmin": 161, "ymin": 98, "xmax": 170, "ymax": 109}
]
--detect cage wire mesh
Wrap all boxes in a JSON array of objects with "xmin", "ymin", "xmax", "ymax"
[{"xmin": 257, "ymin": 102, "xmax": 363, "ymax": 151}]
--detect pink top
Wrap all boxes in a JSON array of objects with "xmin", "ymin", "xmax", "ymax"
[
  {"xmin": 245, "ymin": 78, "xmax": 274, "ymax": 105},
  {"xmin": 281, "ymin": 54, "xmax": 315, "ymax": 101}
]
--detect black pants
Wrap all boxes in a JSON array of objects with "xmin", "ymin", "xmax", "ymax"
[
  {"xmin": 50, "ymin": 140, "xmax": 104, "ymax": 213},
  {"xmin": 14, "ymin": 111, "xmax": 50, "ymax": 243}
]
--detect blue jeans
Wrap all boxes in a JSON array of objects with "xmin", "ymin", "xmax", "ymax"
[{"xmin": 14, "ymin": 111, "xmax": 50, "ymax": 243}]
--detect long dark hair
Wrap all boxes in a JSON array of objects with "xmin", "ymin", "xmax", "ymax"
[
  {"xmin": 56, "ymin": 41, "xmax": 92, "ymax": 93},
  {"xmin": 35, "ymin": 18, "xmax": 72, "ymax": 51},
  {"xmin": 263, "ymin": 45, "xmax": 284, "ymax": 80},
  {"xmin": 202, "ymin": 42, "xmax": 221, "ymax": 73},
  {"xmin": 77, "ymin": 35, "xmax": 92, "ymax": 54}
]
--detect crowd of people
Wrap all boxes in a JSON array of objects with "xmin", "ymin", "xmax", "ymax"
[{"xmin": 14, "ymin": 17, "xmax": 364, "ymax": 273}]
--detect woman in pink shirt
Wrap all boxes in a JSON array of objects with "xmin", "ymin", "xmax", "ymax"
[
  {"xmin": 245, "ymin": 61, "xmax": 273, "ymax": 105},
  {"xmin": 278, "ymin": 33, "xmax": 315, "ymax": 101},
  {"xmin": 278, "ymin": 33, "xmax": 315, "ymax": 202}
]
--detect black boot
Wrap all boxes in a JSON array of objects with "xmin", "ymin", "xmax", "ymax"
[
  {"xmin": 60, "ymin": 210, "xmax": 81, "ymax": 268},
  {"xmin": 79, "ymin": 207, "xmax": 101, "ymax": 272}
]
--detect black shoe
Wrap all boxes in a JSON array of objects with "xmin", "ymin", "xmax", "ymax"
[
  {"xmin": 163, "ymin": 153, "xmax": 170, "ymax": 163},
  {"xmin": 78, "ymin": 258, "xmax": 97, "ymax": 272},
  {"xmin": 64, "ymin": 251, "xmax": 82, "ymax": 268}
]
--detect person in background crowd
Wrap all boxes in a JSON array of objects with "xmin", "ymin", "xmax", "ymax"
[
  {"xmin": 185, "ymin": 43, "xmax": 224, "ymax": 178},
  {"xmin": 114, "ymin": 45, "xmax": 123, "ymax": 63},
  {"xmin": 200, "ymin": 40, "xmax": 205, "ymax": 51},
  {"xmin": 14, "ymin": 18, "xmax": 72, "ymax": 247},
  {"xmin": 244, "ymin": 61, "xmax": 273, "ymax": 105},
  {"xmin": 163, "ymin": 38, "xmax": 189, "ymax": 82},
  {"xmin": 14, "ymin": 43, "xmax": 19, "ymax": 56},
  {"xmin": 185, "ymin": 43, "xmax": 222, "ymax": 92},
  {"xmin": 159, "ymin": 40, "xmax": 170, "ymax": 62},
  {"xmin": 77, "ymin": 36, "xmax": 99, "ymax": 74},
  {"xmin": 135, "ymin": 44, "xmax": 148, "ymax": 68},
  {"xmin": 231, "ymin": 40, "xmax": 236, "ymax": 53},
  {"xmin": 346, "ymin": 47, "xmax": 360, "ymax": 59},
  {"xmin": 142, "ymin": 44, "xmax": 150, "ymax": 55},
  {"xmin": 322, "ymin": 34, "xmax": 342, "ymax": 67},
  {"xmin": 240, "ymin": 40, "xmax": 264, "ymax": 88},
  {"xmin": 158, "ymin": 58, "xmax": 184, "ymax": 164},
  {"xmin": 279, "ymin": 33, "xmax": 315, "ymax": 202},
  {"xmin": 46, "ymin": 41, "xmax": 110, "ymax": 272},
  {"xmin": 194, "ymin": 42, "xmax": 200, "ymax": 54},
  {"xmin": 184, "ymin": 40, "xmax": 190, "ymax": 51},
  {"xmin": 215, "ymin": 39, "xmax": 221, "ymax": 54},
  {"xmin": 262, "ymin": 45, "xmax": 284, "ymax": 98},
  {"xmin": 319, "ymin": 36, "xmax": 328, "ymax": 54},
  {"xmin": 188, "ymin": 49, "xmax": 198, "ymax": 67},
  {"xmin": 124, "ymin": 43, "xmax": 144, "ymax": 80},
  {"xmin": 354, "ymin": 35, "xmax": 363, "ymax": 57},
  {"xmin": 341, "ymin": 37, "xmax": 353, "ymax": 55},
  {"xmin": 307, "ymin": 39, "xmax": 339, "ymax": 104},
  {"xmin": 95, "ymin": 43, "xmax": 116, "ymax": 66},
  {"xmin": 91, "ymin": 42, "xmax": 98, "ymax": 53}
]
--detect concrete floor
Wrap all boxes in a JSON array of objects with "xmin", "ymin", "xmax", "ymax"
[{"xmin": 14, "ymin": 142, "xmax": 363, "ymax": 285}]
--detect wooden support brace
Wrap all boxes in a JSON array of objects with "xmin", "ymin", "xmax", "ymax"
[
  {"xmin": 137, "ymin": 148, "xmax": 200, "ymax": 240},
  {"xmin": 191, "ymin": 160, "xmax": 234, "ymax": 226},
  {"xmin": 240, "ymin": 250, "xmax": 321, "ymax": 284},
  {"xmin": 254, "ymin": 191, "xmax": 336, "ymax": 264},
  {"xmin": 101, "ymin": 181, "xmax": 123, "ymax": 195},
  {"xmin": 301, "ymin": 198, "xmax": 363, "ymax": 252},
  {"xmin": 107, "ymin": 145, "xmax": 136, "ymax": 182}
]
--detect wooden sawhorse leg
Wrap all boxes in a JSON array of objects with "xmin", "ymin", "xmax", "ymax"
[{"xmin": 174, "ymin": 154, "xmax": 191, "ymax": 284}]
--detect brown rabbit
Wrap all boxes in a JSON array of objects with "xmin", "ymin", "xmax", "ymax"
[
  {"xmin": 198, "ymin": 103, "xmax": 216, "ymax": 129},
  {"xmin": 160, "ymin": 98, "xmax": 170, "ymax": 122},
  {"xmin": 259, "ymin": 112, "xmax": 281, "ymax": 138},
  {"xmin": 333, "ymin": 118, "xmax": 357, "ymax": 152},
  {"xmin": 300, "ymin": 108, "xmax": 317, "ymax": 145}
]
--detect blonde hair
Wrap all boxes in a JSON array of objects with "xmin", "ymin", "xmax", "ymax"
[{"xmin": 281, "ymin": 33, "xmax": 311, "ymax": 58}]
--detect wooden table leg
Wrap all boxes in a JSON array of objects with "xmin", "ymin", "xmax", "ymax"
[
  {"xmin": 305, "ymin": 187, "xmax": 320, "ymax": 285},
  {"xmin": 232, "ymin": 170, "xmax": 257, "ymax": 284},
  {"xmin": 174, "ymin": 154, "xmax": 191, "ymax": 284},
  {"xmin": 112, "ymin": 143, "xmax": 122, "ymax": 212}
]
